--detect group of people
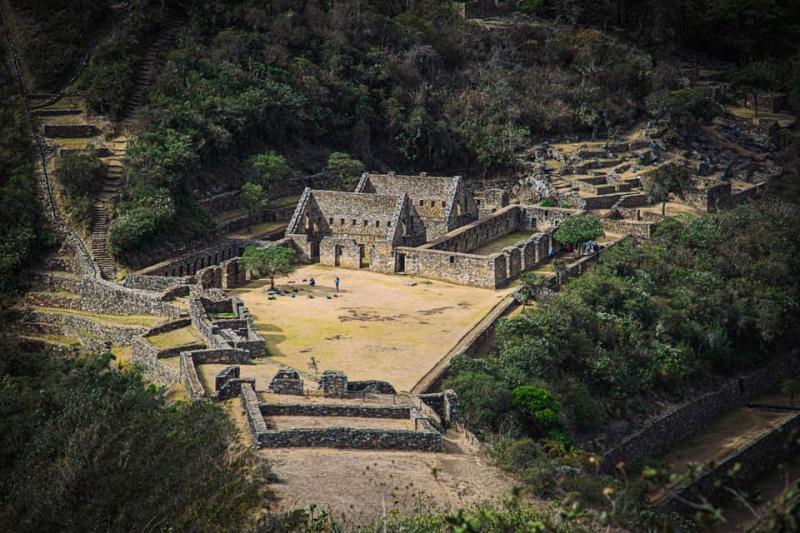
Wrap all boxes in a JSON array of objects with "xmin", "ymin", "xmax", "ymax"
[
  {"xmin": 307, "ymin": 276, "xmax": 341, "ymax": 292},
  {"xmin": 549, "ymin": 241, "xmax": 601, "ymax": 258}
]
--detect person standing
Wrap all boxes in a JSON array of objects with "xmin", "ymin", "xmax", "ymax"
[{"xmin": 334, "ymin": 276, "xmax": 340, "ymax": 292}]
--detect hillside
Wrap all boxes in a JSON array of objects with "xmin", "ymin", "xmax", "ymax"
[{"xmin": 1, "ymin": 1, "xmax": 800, "ymax": 532}]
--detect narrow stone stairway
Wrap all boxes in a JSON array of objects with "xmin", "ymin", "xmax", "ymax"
[{"xmin": 118, "ymin": 13, "xmax": 183, "ymax": 130}]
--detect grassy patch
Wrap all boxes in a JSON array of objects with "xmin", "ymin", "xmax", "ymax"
[
  {"xmin": 20, "ymin": 334, "xmax": 81, "ymax": 347},
  {"xmin": 33, "ymin": 306, "xmax": 165, "ymax": 327},
  {"xmin": 146, "ymin": 326, "xmax": 204, "ymax": 350},
  {"xmin": 472, "ymin": 232, "xmax": 534, "ymax": 255}
]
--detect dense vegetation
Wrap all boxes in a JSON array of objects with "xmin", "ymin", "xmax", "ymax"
[
  {"xmin": 54, "ymin": 148, "xmax": 104, "ymax": 229},
  {"xmin": 0, "ymin": 333, "xmax": 272, "ymax": 531},
  {"xmin": 0, "ymin": 47, "xmax": 48, "ymax": 302},
  {"xmin": 8, "ymin": 0, "xmax": 112, "ymax": 90},
  {"xmin": 447, "ymin": 198, "xmax": 800, "ymax": 442},
  {"xmin": 89, "ymin": 0, "xmax": 658, "ymax": 262}
]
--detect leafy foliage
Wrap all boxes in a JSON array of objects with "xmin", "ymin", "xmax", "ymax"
[
  {"xmin": 9, "ymin": 0, "xmax": 111, "ymax": 90},
  {"xmin": 240, "ymin": 181, "xmax": 267, "ymax": 223},
  {"xmin": 0, "ymin": 47, "xmax": 48, "ymax": 300},
  {"xmin": 553, "ymin": 213, "xmax": 603, "ymax": 246},
  {"xmin": 0, "ymin": 333, "xmax": 273, "ymax": 531},
  {"xmin": 449, "ymin": 200, "xmax": 800, "ymax": 442},
  {"xmin": 325, "ymin": 152, "xmax": 365, "ymax": 190},
  {"xmin": 54, "ymin": 147, "xmax": 104, "ymax": 228},
  {"xmin": 241, "ymin": 245, "xmax": 296, "ymax": 289}
]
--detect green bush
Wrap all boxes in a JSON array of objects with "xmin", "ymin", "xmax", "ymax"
[
  {"xmin": 0, "ymin": 335, "xmax": 273, "ymax": 530},
  {"xmin": 54, "ymin": 147, "xmax": 104, "ymax": 228},
  {"xmin": 0, "ymin": 48, "xmax": 48, "ymax": 299},
  {"xmin": 511, "ymin": 385, "xmax": 562, "ymax": 435}
]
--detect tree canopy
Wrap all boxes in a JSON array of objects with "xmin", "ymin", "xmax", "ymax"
[
  {"xmin": 241, "ymin": 245, "xmax": 296, "ymax": 289},
  {"xmin": 553, "ymin": 213, "xmax": 604, "ymax": 246}
]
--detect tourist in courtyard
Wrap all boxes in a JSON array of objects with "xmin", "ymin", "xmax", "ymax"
[
  {"xmin": 309, "ymin": 277, "xmax": 316, "ymax": 287},
  {"xmin": 335, "ymin": 276, "xmax": 340, "ymax": 292}
]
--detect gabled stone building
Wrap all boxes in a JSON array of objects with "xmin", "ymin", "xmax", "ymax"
[
  {"xmin": 355, "ymin": 173, "xmax": 478, "ymax": 240},
  {"xmin": 286, "ymin": 189, "xmax": 425, "ymax": 273},
  {"xmin": 287, "ymin": 173, "xmax": 477, "ymax": 273}
]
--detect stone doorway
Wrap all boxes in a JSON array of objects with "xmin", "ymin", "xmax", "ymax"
[
  {"xmin": 396, "ymin": 252, "xmax": 406, "ymax": 273},
  {"xmin": 358, "ymin": 244, "xmax": 368, "ymax": 268},
  {"xmin": 334, "ymin": 245, "xmax": 342, "ymax": 267},
  {"xmin": 311, "ymin": 241, "xmax": 320, "ymax": 262}
]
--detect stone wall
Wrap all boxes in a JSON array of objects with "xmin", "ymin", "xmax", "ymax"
[
  {"xmin": 601, "ymin": 218, "xmax": 657, "ymax": 238},
  {"xmin": 254, "ymin": 425, "xmax": 442, "ymax": 451},
  {"xmin": 135, "ymin": 239, "xmax": 250, "ymax": 277},
  {"xmin": 259, "ymin": 402, "xmax": 412, "ymax": 419},
  {"xmin": 424, "ymin": 205, "xmax": 522, "ymax": 254},
  {"xmin": 123, "ymin": 274, "xmax": 194, "ymax": 292},
  {"xmin": 78, "ymin": 278, "xmax": 183, "ymax": 318},
  {"xmin": 44, "ymin": 124, "xmax": 99, "ymax": 138},
  {"xmin": 602, "ymin": 350, "xmax": 800, "ymax": 474},
  {"xmin": 398, "ymin": 247, "xmax": 508, "ymax": 288},
  {"xmin": 664, "ymin": 411, "xmax": 800, "ymax": 513},
  {"xmin": 130, "ymin": 336, "xmax": 183, "ymax": 385},
  {"xmin": 519, "ymin": 205, "xmax": 582, "ymax": 232},
  {"xmin": 418, "ymin": 390, "xmax": 460, "ymax": 426},
  {"xmin": 21, "ymin": 309, "xmax": 148, "ymax": 352}
]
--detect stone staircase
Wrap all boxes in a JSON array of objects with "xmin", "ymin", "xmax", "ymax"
[{"xmin": 118, "ymin": 13, "xmax": 183, "ymax": 130}]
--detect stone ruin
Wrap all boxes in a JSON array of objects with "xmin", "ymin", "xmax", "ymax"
[
  {"xmin": 319, "ymin": 370, "xmax": 349, "ymax": 397},
  {"xmin": 268, "ymin": 368, "xmax": 304, "ymax": 395}
]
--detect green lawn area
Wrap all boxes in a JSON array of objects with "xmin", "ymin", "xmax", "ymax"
[
  {"xmin": 146, "ymin": 326, "xmax": 205, "ymax": 350},
  {"xmin": 472, "ymin": 232, "xmax": 534, "ymax": 255},
  {"xmin": 20, "ymin": 333, "xmax": 81, "ymax": 347}
]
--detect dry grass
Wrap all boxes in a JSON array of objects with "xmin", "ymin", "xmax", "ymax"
[
  {"xmin": 111, "ymin": 345, "xmax": 132, "ymax": 367},
  {"xmin": 20, "ymin": 333, "xmax": 81, "ymax": 347},
  {"xmin": 146, "ymin": 325, "xmax": 204, "ymax": 350},
  {"xmin": 472, "ymin": 232, "xmax": 535, "ymax": 255},
  {"xmin": 229, "ymin": 265, "xmax": 513, "ymax": 392},
  {"xmin": 264, "ymin": 430, "xmax": 525, "ymax": 526},
  {"xmin": 33, "ymin": 306, "xmax": 166, "ymax": 327}
]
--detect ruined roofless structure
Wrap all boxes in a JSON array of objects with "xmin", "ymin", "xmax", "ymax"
[{"xmin": 286, "ymin": 173, "xmax": 478, "ymax": 273}]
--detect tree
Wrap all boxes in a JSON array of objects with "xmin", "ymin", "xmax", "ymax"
[
  {"xmin": 0, "ymin": 337, "xmax": 272, "ymax": 531},
  {"xmin": 730, "ymin": 61, "xmax": 778, "ymax": 117},
  {"xmin": 240, "ymin": 245, "xmax": 296, "ymax": 289},
  {"xmin": 55, "ymin": 146, "xmax": 105, "ymax": 228},
  {"xmin": 520, "ymin": 272, "xmax": 552, "ymax": 303},
  {"xmin": 249, "ymin": 151, "xmax": 291, "ymax": 198},
  {"xmin": 643, "ymin": 163, "xmax": 692, "ymax": 215},
  {"xmin": 511, "ymin": 385, "xmax": 561, "ymax": 436},
  {"xmin": 240, "ymin": 182, "xmax": 266, "ymax": 229},
  {"xmin": 553, "ymin": 213, "xmax": 603, "ymax": 251},
  {"xmin": 781, "ymin": 378, "xmax": 800, "ymax": 407},
  {"xmin": 325, "ymin": 152, "xmax": 365, "ymax": 190}
]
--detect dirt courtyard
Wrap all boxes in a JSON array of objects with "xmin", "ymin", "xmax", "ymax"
[
  {"xmin": 229, "ymin": 265, "xmax": 513, "ymax": 391},
  {"xmin": 263, "ymin": 432, "xmax": 524, "ymax": 526}
]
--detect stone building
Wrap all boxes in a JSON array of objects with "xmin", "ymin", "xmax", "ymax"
[
  {"xmin": 287, "ymin": 173, "xmax": 477, "ymax": 273},
  {"xmin": 355, "ymin": 173, "xmax": 478, "ymax": 240}
]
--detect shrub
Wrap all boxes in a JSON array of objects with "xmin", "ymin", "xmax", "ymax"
[
  {"xmin": 511, "ymin": 385, "xmax": 562, "ymax": 436},
  {"xmin": 54, "ymin": 147, "xmax": 105, "ymax": 228},
  {"xmin": 553, "ymin": 213, "xmax": 604, "ymax": 247}
]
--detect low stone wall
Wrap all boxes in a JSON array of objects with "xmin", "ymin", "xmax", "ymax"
[
  {"xmin": 199, "ymin": 190, "xmax": 240, "ymax": 215},
  {"xmin": 583, "ymin": 192, "xmax": 647, "ymax": 210},
  {"xmin": 131, "ymin": 337, "xmax": 182, "ymax": 385},
  {"xmin": 259, "ymin": 402, "xmax": 412, "ymax": 419},
  {"xmin": 22, "ymin": 310, "xmax": 148, "ymax": 352},
  {"xmin": 181, "ymin": 348, "xmax": 253, "ymax": 399},
  {"xmin": 664, "ymin": 411, "xmax": 800, "ymax": 513},
  {"xmin": 24, "ymin": 291, "xmax": 80, "ymax": 310},
  {"xmin": 398, "ymin": 247, "xmax": 507, "ymax": 288},
  {"xmin": 135, "ymin": 239, "xmax": 249, "ymax": 277},
  {"xmin": 731, "ymin": 182, "xmax": 766, "ymax": 206},
  {"xmin": 78, "ymin": 278, "xmax": 183, "ymax": 318},
  {"xmin": 123, "ymin": 274, "xmax": 194, "ymax": 292},
  {"xmin": 44, "ymin": 124, "xmax": 99, "ymax": 138},
  {"xmin": 423, "ymin": 205, "xmax": 522, "ymax": 253},
  {"xmin": 418, "ymin": 390, "xmax": 460, "ymax": 426},
  {"xmin": 602, "ymin": 350, "xmax": 800, "ymax": 474},
  {"xmin": 242, "ymin": 382, "xmax": 269, "ymax": 441},
  {"xmin": 254, "ymin": 423, "xmax": 442, "ymax": 451},
  {"xmin": 348, "ymin": 380, "xmax": 397, "ymax": 395},
  {"xmin": 601, "ymin": 218, "xmax": 657, "ymax": 238}
]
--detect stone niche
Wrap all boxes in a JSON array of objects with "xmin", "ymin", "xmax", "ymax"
[{"xmin": 269, "ymin": 368, "xmax": 305, "ymax": 395}]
